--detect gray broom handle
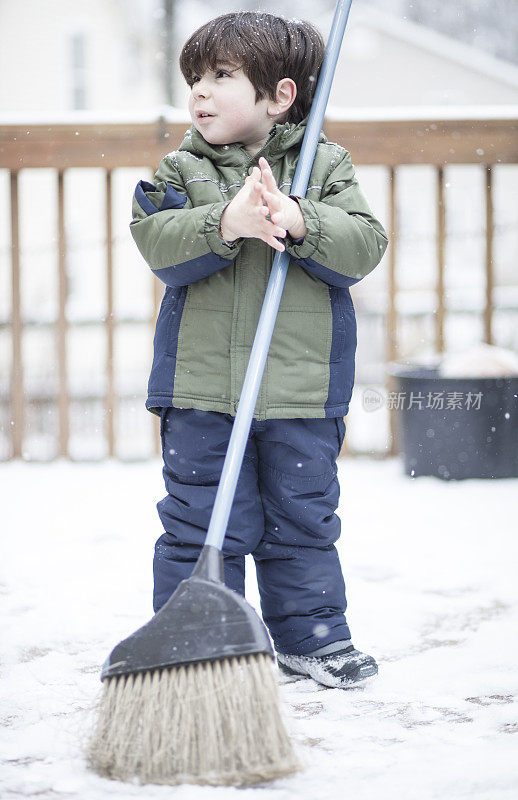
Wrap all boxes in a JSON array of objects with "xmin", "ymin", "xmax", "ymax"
[{"xmin": 205, "ymin": 0, "xmax": 353, "ymax": 552}]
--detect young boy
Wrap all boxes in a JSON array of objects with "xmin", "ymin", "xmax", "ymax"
[{"xmin": 130, "ymin": 12, "xmax": 388, "ymax": 688}]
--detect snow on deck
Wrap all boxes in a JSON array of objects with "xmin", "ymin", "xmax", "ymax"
[
  {"xmin": 1, "ymin": 457, "xmax": 517, "ymax": 800},
  {"xmin": 1, "ymin": 104, "xmax": 516, "ymax": 126}
]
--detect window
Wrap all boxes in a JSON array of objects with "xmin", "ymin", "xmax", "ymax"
[{"xmin": 71, "ymin": 33, "xmax": 87, "ymax": 110}]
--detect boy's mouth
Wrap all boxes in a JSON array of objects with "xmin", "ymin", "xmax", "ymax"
[{"xmin": 196, "ymin": 111, "xmax": 215, "ymax": 119}]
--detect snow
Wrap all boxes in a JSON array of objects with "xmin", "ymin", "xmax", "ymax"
[
  {"xmin": 2, "ymin": 104, "xmax": 517, "ymax": 127},
  {"xmin": 0, "ymin": 107, "xmax": 191, "ymax": 125},
  {"xmin": 1, "ymin": 457, "xmax": 518, "ymax": 799},
  {"xmin": 326, "ymin": 103, "xmax": 518, "ymax": 121},
  {"xmin": 440, "ymin": 343, "xmax": 518, "ymax": 377}
]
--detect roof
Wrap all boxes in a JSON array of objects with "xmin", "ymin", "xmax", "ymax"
[{"xmin": 349, "ymin": 5, "xmax": 518, "ymax": 90}]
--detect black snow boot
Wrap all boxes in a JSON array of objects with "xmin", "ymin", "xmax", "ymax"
[{"xmin": 276, "ymin": 644, "xmax": 378, "ymax": 688}]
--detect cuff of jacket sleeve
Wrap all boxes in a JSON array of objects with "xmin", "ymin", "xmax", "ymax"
[
  {"xmin": 204, "ymin": 202, "xmax": 243, "ymax": 258},
  {"xmin": 285, "ymin": 197, "xmax": 321, "ymax": 260}
]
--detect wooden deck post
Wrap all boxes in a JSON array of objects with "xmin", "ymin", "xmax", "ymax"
[
  {"xmin": 387, "ymin": 166, "xmax": 398, "ymax": 455},
  {"xmin": 9, "ymin": 171, "xmax": 23, "ymax": 459},
  {"xmin": 436, "ymin": 166, "xmax": 445, "ymax": 355},
  {"xmin": 105, "ymin": 169, "xmax": 116, "ymax": 458},
  {"xmin": 484, "ymin": 166, "xmax": 494, "ymax": 345}
]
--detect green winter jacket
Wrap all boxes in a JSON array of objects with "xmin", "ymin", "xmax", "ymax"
[{"xmin": 130, "ymin": 119, "xmax": 388, "ymax": 420}]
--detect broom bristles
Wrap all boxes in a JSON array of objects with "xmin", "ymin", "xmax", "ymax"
[{"xmin": 87, "ymin": 653, "xmax": 299, "ymax": 786}]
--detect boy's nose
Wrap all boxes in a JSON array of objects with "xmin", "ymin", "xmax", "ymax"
[{"xmin": 192, "ymin": 81, "xmax": 210, "ymax": 99}]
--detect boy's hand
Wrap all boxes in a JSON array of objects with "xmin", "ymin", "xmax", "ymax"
[
  {"xmin": 220, "ymin": 167, "xmax": 287, "ymax": 252},
  {"xmin": 258, "ymin": 157, "xmax": 307, "ymax": 240}
]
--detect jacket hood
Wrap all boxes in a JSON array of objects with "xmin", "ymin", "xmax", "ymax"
[{"xmin": 178, "ymin": 117, "xmax": 328, "ymax": 168}]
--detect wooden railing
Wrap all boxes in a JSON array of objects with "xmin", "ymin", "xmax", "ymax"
[{"xmin": 1, "ymin": 110, "xmax": 517, "ymax": 460}]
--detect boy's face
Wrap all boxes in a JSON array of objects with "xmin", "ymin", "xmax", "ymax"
[{"xmin": 188, "ymin": 64, "xmax": 274, "ymax": 155}]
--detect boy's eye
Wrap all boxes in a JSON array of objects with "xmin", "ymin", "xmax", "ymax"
[{"xmin": 189, "ymin": 69, "xmax": 231, "ymax": 86}]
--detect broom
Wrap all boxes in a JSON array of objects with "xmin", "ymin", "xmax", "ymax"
[{"xmin": 87, "ymin": 0, "xmax": 353, "ymax": 785}]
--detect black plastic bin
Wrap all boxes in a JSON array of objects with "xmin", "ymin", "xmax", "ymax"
[{"xmin": 389, "ymin": 365, "xmax": 518, "ymax": 480}]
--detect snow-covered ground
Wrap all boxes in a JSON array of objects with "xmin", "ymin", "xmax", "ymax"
[{"xmin": 1, "ymin": 457, "xmax": 517, "ymax": 800}]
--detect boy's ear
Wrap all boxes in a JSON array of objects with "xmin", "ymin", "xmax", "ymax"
[{"xmin": 267, "ymin": 78, "xmax": 297, "ymax": 119}]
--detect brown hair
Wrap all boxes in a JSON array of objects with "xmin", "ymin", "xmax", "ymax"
[{"xmin": 179, "ymin": 12, "xmax": 324, "ymax": 124}]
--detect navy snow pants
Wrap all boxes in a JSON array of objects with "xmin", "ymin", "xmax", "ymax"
[{"xmin": 154, "ymin": 407, "xmax": 351, "ymax": 655}]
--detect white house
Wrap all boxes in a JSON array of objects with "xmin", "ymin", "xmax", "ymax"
[
  {"xmin": 1, "ymin": 1, "xmax": 518, "ymax": 114},
  {"xmin": 327, "ymin": 5, "xmax": 518, "ymax": 108},
  {"xmin": 0, "ymin": 0, "xmax": 163, "ymax": 113}
]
